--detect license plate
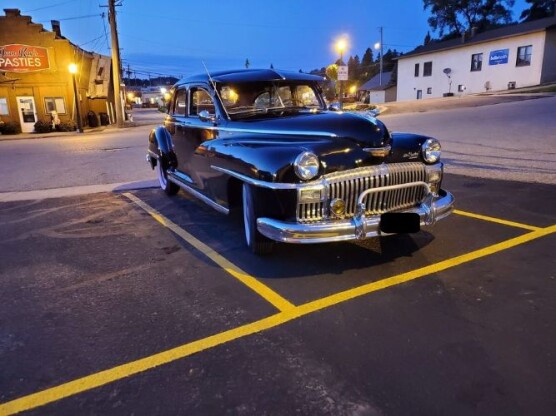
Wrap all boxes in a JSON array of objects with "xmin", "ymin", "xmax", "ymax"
[{"xmin": 380, "ymin": 213, "xmax": 420, "ymax": 234}]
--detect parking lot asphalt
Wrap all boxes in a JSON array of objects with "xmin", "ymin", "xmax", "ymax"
[{"xmin": 0, "ymin": 174, "xmax": 555, "ymax": 415}]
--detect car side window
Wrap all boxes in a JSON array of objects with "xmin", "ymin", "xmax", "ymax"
[
  {"xmin": 173, "ymin": 88, "xmax": 187, "ymax": 116},
  {"xmin": 190, "ymin": 88, "xmax": 214, "ymax": 116}
]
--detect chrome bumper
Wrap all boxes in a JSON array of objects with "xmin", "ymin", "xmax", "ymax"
[{"xmin": 257, "ymin": 189, "xmax": 454, "ymax": 244}]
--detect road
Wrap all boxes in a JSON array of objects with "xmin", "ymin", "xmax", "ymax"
[
  {"xmin": 0, "ymin": 96, "xmax": 554, "ymax": 202},
  {"xmin": 381, "ymin": 94, "xmax": 556, "ymax": 184}
]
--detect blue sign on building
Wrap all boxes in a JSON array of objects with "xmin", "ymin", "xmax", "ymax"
[{"xmin": 489, "ymin": 49, "xmax": 509, "ymax": 65}]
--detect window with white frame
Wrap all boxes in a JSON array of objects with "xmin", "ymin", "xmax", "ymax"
[
  {"xmin": 516, "ymin": 45, "xmax": 532, "ymax": 66},
  {"xmin": 470, "ymin": 53, "xmax": 483, "ymax": 71},
  {"xmin": 44, "ymin": 97, "xmax": 67, "ymax": 114},
  {"xmin": 0, "ymin": 97, "xmax": 8, "ymax": 115}
]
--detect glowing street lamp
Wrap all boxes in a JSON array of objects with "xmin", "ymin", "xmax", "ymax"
[{"xmin": 68, "ymin": 63, "xmax": 83, "ymax": 133}]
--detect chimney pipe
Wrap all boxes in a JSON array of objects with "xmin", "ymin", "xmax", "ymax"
[
  {"xmin": 461, "ymin": 32, "xmax": 466, "ymax": 43},
  {"xmin": 51, "ymin": 20, "xmax": 61, "ymax": 38},
  {"xmin": 471, "ymin": 26, "xmax": 478, "ymax": 37}
]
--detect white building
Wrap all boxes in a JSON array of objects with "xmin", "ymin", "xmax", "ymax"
[
  {"xmin": 357, "ymin": 71, "xmax": 397, "ymax": 104},
  {"xmin": 397, "ymin": 16, "xmax": 556, "ymax": 101}
]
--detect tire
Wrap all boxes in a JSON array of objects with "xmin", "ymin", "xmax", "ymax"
[
  {"xmin": 242, "ymin": 183, "xmax": 274, "ymax": 255},
  {"xmin": 156, "ymin": 155, "xmax": 179, "ymax": 196}
]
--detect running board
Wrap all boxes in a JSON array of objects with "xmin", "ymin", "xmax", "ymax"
[{"xmin": 167, "ymin": 171, "xmax": 229, "ymax": 215}]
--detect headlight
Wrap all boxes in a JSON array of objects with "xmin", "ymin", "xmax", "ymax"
[
  {"xmin": 421, "ymin": 138, "xmax": 441, "ymax": 164},
  {"xmin": 294, "ymin": 152, "xmax": 320, "ymax": 180}
]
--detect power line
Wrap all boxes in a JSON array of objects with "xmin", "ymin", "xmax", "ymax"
[{"xmin": 23, "ymin": 0, "xmax": 80, "ymax": 13}]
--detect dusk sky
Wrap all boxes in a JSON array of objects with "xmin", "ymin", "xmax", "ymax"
[{"xmin": 6, "ymin": 0, "xmax": 529, "ymax": 78}]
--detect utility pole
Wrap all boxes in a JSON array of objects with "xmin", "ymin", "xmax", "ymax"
[
  {"xmin": 108, "ymin": 0, "xmax": 125, "ymax": 127},
  {"xmin": 379, "ymin": 26, "xmax": 384, "ymax": 86}
]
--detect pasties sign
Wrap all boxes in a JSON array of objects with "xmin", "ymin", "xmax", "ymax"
[{"xmin": 0, "ymin": 44, "xmax": 50, "ymax": 72}]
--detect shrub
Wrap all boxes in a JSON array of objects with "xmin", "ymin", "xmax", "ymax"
[
  {"xmin": 56, "ymin": 121, "xmax": 77, "ymax": 132},
  {"xmin": 34, "ymin": 120, "xmax": 53, "ymax": 133},
  {"xmin": 0, "ymin": 121, "xmax": 21, "ymax": 135}
]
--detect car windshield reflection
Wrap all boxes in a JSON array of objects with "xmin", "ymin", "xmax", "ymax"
[{"xmin": 218, "ymin": 81, "xmax": 324, "ymax": 118}]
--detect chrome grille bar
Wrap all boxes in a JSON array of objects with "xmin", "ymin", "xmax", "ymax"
[{"xmin": 297, "ymin": 162, "xmax": 428, "ymax": 222}]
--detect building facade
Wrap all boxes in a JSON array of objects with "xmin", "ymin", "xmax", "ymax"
[
  {"xmin": 0, "ymin": 9, "xmax": 113, "ymax": 133},
  {"xmin": 357, "ymin": 71, "xmax": 397, "ymax": 104},
  {"xmin": 397, "ymin": 16, "xmax": 556, "ymax": 101}
]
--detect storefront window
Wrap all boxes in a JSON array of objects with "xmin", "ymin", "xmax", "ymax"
[
  {"xmin": 44, "ymin": 97, "xmax": 66, "ymax": 114},
  {"xmin": 0, "ymin": 97, "xmax": 8, "ymax": 115}
]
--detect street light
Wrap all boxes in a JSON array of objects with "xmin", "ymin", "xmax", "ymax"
[
  {"xmin": 68, "ymin": 63, "xmax": 83, "ymax": 133},
  {"xmin": 335, "ymin": 38, "xmax": 347, "ymax": 109}
]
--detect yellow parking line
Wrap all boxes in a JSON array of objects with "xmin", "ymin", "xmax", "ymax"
[
  {"xmin": 1, "ymin": 223, "xmax": 554, "ymax": 416},
  {"xmin": 454, "ymin": 209, "xmax": 541, "ymax": 231},
  {"xmin": 122, "ymin": 193, "xmax": 295, "ymax": 312}
]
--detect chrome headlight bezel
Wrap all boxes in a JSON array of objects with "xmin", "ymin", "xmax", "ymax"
[
  {"xmin": 421, "ymin": 138, "xmax": 441, "ymax": 164},
  {"xmin": 294, "ymin": 152, "xmax": 320, "ymax": 181}
]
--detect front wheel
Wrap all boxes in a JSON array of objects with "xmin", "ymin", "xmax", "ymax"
[
  {"xmin": 242, "ymin": 183, "xmax": 274, "ymax": 255},
  {"xmin": 156, "ymin": 156, "xmax": 179, "ymax": 196}
]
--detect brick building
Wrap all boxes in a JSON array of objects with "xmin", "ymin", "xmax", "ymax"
[{"xmin": 0, "ymin": 9, "xmax": 114, "ymax": 133}]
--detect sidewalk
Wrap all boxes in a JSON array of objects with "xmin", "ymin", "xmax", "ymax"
[
  {"xmin": 0, "ymin": 120, "xmax": 151, "ymax": 142},
  {"xmin": 378, "ymin": 91, "xmax": 555, "ymax": 115}
]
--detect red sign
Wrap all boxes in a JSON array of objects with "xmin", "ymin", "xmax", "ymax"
[{"xmin": 0, "ymin": 44, "xmax": 50, "ymax": 73}]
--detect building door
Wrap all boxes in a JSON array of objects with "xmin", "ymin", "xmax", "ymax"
[
  {"xmin": 416, "ymin": 90, "xmax": 423, "ymax": 100},
  {"xmin": 16, "ymin": 96, "xmax": 38, "ymax": 132}
]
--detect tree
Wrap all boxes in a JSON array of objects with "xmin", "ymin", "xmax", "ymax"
[
  {"xmin": 348, "ymin": 55, "xmax": 361, "ymax": 83},
  {"xmin": 520, "ymin": 0, "xmax": 555, "ymax": 21},
  {"xmin": 359, "ymin": 48, "xmax": 376, "ymax": 83},
  {"xmin": 423, "ymin": 0, "xmax": 515, "ymax": 36}
]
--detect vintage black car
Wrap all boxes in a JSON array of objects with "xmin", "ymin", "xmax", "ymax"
[{"xmin": 147, "ymin": 69, "xmax": 454, "ymax": 254}]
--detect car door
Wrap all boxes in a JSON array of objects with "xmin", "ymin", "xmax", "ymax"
[
  {"xmin": 163, "ymin": 87, "xmax": 190, "ymax": 176},
  {"xmin": 181, "ymin": 84, "xmax": 220, "ymax": 190}
]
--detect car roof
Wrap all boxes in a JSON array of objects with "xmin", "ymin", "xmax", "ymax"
[{"xmin": 176, "ymin": 69, "xmax": 326, "ymax": 85}]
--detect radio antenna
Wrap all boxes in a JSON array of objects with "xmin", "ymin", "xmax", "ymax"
[{"xmin": 203, "ymin": 61, "xmax": 230, "ymax": 121}]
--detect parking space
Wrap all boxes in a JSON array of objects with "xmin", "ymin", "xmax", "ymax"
[{"xmin": 0, "ymin": 174, "xmax": 555, "ymax": 415}]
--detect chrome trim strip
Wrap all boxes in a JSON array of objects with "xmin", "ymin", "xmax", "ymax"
[
  {"xmin": 362, "ymin": 145, "xmax": 391, "ymax": 157},
  {"xmin": 211, "ymin": 165, "xmax": 323, "ymax": 190},
  {"xmin": 167, "ymin": 171, "xmax": 229, "ymax": 215},
  {"xmin": 147, "ymin": 150, "xmax": 159, "ymax": 160},
  {"xmin": 256, "ymin": 190, "xmax": 454, "ymax": 244},
  {"xmin": 215, "ymin": 126, "xmax": 338, "ymax": 138}
]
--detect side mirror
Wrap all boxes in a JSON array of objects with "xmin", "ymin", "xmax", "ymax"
[
  {"xmin": 328, "ymin": 102, "xmax": 341, "ymax": 111},
  {"xmin": 199, "ymin": 110, "xmax": 217, "ymax": 124}
]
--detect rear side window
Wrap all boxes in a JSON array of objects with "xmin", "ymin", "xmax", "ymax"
[{"xmin": 173, "ymin": 89, "xmax": 187, "ymax": 115}]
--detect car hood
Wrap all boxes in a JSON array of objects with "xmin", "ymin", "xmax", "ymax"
[{"xmin": 226, "ymin": 111, "xmax": 390, "ymax": 149}]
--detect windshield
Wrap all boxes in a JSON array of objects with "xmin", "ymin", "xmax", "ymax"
[{"xmin": 217, "ymin": 81, "xmax": 324, "ymax": 118}]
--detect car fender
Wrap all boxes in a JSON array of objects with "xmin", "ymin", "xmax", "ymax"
[{"xmin": 148, "ymin": 126, "xmax": 177, "ymax": 168}]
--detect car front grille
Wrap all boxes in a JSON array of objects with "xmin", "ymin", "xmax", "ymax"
[{"xmin": 297, "ymin": 162, "xmax": 428, "ymax": 222}]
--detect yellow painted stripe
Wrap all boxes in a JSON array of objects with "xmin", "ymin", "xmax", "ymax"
[
  {"xmin": 122, "ymin": 193, "xmax": 294, "ymax": 312},
  {"xmin": 454, "ymin": 209, "xmax": 541, "ymax": 231},
  {"xmin": 1, "ymin": 222, "xmax": 553, "ymax": 415}
]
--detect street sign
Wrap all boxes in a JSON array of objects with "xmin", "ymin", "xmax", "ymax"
[{"xmin": 337, "ymin": 65, "xmax": 348, "ymax": 81}]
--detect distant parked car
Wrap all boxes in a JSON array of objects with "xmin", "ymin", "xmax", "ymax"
[{"xmin": 146, "ymin": 69, "xmax": 454, "ymax": 254}]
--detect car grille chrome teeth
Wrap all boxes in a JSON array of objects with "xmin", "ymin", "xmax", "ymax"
[{"xmin": 297, "ymin": 162, "xmax": 428, "ymax": 222}]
